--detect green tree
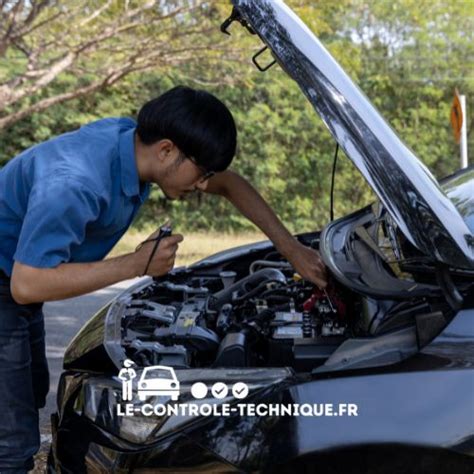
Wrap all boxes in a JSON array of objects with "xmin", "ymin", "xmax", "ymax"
[
  {"xmin": 0, "ymin": 0, "xmax": 240, "ymax": 130},
  {"xmin": 0, "ymin": 0, "xmax": 470, "ymax": 233},
  {"xmin": 343, "ymin": 0, "xmax": 474, "ymax": 177}
]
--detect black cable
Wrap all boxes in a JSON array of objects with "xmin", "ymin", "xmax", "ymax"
[
  {"xmin": 143, "ymin": 238, "xmax": 163, "ymax": 276},
  {"xmin": 330, "ymin": 143, "xmax": 339, "ymax": 222},
  {"xmin": 135, "ymin": 225, "xmax": 172, "ymax": 276}
]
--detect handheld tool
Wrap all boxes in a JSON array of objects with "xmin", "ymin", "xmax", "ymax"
[{"xmin": 136, "ymin": 224, "xmax": 173, "ymax": 276}]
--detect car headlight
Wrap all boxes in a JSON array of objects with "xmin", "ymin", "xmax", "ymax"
[
  {"xmin": 75, "ymin": 368, "xmax": 292, "ymax": 445},
  {"xmin": 76, "ymin": 376, "xmax": 170, "ymax": 445}
]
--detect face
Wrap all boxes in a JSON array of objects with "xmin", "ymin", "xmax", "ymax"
[{"xmin": 149, "ymin": 141, "xmax": 214, "ymax": 200}]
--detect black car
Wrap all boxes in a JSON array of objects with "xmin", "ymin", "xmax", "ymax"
[{"xmin": 49, "ymin": 1, "xmax": 474, "ymax": 472}]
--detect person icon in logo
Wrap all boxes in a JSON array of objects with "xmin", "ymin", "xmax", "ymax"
[{"xmin": 118, "ymin": 359, "xmax": 137, "ymax": 401}]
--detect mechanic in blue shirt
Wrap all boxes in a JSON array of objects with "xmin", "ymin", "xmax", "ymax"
[{"xmin": 0, "ymin": 86, "xmax": 326, "ymax": 471}]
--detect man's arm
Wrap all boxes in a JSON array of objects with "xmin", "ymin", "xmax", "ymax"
[
  {"xmin": 11, "ymin": 232, "xmax": 183, "ymax": 305},
  {"xmin": 203, "ymin": 170, "xmax": 327, "ymax": 287}
]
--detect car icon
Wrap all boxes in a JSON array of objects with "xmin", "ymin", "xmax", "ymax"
[{"xmin": 137, "ymin": 365, "xmax": 180, "ymax": 401}]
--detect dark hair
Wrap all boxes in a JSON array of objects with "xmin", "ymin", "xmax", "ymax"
[{"xmin": 136, "ymin": 86, "xmax": 237, "ymax": 173}]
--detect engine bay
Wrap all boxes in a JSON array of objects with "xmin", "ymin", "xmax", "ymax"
[
  {"xmin": 120, "ymin": 249, "xmax": 359, "ymax": 372},
  {"xmin": 61, "ymin": 219, "xmax": 461, "ymax": 376},
  {"xmin": 100, "ymin": 210, "xmax": 462, "ymax": 375}
]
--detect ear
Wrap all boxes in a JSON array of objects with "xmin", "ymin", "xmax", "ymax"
[{"xmin": 152, "ymin": 139, "xmax": 176, "ymax": 164}]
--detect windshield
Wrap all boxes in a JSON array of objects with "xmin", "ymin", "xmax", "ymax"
[
  {"xmin": 143, "ymin": 368, "xmax": 174, "ymax": 380},
  {"xmin": 441, "ymin": 167, "xmax": 474, "ymax": 234}
]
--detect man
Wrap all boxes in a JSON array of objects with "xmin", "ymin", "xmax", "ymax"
[
  {"xmin": 118, "ymin": 359, "xmax": 137, "ymax": 402},
  {"xmin": 0, "ymin": 86, "xmax": 326, "ymax": 470}
]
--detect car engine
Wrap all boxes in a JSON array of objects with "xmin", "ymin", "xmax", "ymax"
[{"xmin": 120, "ymin": 256, "xmax": 357, "ymax": 371}]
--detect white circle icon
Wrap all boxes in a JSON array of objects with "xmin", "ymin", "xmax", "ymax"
[
  {"xmin": 211, "ymin": 382, "xmax": 229, "ymax": 399},
  {"xmin": 232, "ymin": 382, "xmax": 249, "ymax": 399},
  {"xmin": 191, "ymin": 382, "xmax": 208, "ymax": 399}
]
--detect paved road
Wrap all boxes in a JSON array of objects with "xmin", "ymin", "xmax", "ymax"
[{"xmin": 39, "ymin": 279, "xmax": 138, "ymax": 436}]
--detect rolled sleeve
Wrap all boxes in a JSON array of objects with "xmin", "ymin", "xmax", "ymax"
[{"xmin": 14, "ymin": 177, "xmax": 102, "ymax": 268}]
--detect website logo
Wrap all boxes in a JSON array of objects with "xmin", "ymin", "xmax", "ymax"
[
  {"xmin": 116, "ymin": 361, "xmax": 358, "ymax": 418},
  {"xmin": 119, "ymin": 360, "xmax": 180, "ymax": 402}
]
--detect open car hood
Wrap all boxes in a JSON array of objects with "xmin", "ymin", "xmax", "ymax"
[{"xmin": 230, "ymin": 0, "xmax": 474, "ymax": 269}]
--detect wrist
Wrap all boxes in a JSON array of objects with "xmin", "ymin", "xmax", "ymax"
[
  {"xmin": 276, "ymin": 235, "xmax": 300, "ymax": 260},
  {"xmin": 121, "ymin": 252, "xmax": 142, "ymax": 279}
]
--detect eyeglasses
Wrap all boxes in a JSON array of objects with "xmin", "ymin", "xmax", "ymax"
[{"xmin": 184, "ymin": 153, "xmax": 215, "ymax": 183}]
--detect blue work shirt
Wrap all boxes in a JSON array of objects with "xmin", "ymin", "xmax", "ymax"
[{"xmin": 0, "ymin": 118, "xmax": 150, "ymax": 277}]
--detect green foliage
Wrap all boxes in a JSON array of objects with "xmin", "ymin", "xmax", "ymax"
[
  {"xmin": 0, "ymin": 0, "xmax": 471, "ymax": 234},
  {"xmin": 345, "ymin": 0, "xmax": 474, "ymax": 178}
]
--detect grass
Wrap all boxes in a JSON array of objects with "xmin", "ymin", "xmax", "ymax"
[{"xmin": 108, "ymin": 228, "xmax": 267, "ymax": 266}]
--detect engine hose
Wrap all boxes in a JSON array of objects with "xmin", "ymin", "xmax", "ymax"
[
  {"xmin": 260, "ymin": 287, "xmax": 291, "ymax": 298},
  {"xmin": 213, "ymin": 268, "xmax": 286, "ymax": 308},
  {"xmin": 235, "ymin": 279, "xmax": 286, "ymax": 302},
  {"xmin": 242, "ymin": 277, "xmax": 285, "ymax": 293},
  {"xmin": 249, "ymin": 260, "xmax": 292, "ymax": 274}
]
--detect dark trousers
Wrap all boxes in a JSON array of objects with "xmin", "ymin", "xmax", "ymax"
[{"xmin": 0, "ymin": 275, "xmax": 49, "ymax": 473}]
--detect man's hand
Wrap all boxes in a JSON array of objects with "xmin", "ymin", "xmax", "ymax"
[
  {"xmin": 133, "ymin": 229, "xmax": 183, "ymax": 277},
  {"xmin": 285, "ymin": 241, "xmax": 327, "ymax": 288}
]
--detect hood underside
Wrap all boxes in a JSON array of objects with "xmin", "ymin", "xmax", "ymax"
[{"xmin": 231, "ymin": 0, "xmax": 474, "ymax": 269}]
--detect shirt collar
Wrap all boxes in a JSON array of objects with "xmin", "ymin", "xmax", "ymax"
[{"xmin": 119, "ymin": 127, "xmax": 141, "ymax": 198}]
